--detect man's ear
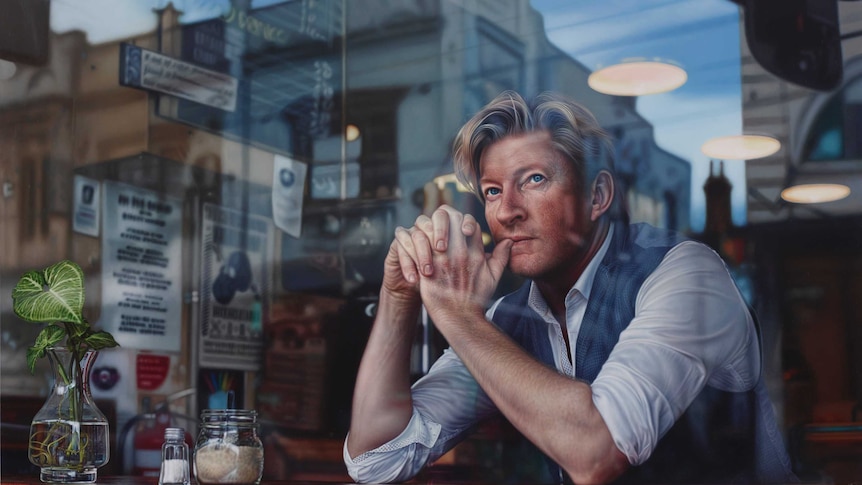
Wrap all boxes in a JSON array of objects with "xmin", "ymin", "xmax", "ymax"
[{"xmin": 590, "ymin": 170, "xmax": 615, "ymax": 222}]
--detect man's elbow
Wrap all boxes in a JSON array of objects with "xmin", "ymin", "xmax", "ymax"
[{"xmin": 560, "ymin": 447, "xmax": 629, "ymax": 485}]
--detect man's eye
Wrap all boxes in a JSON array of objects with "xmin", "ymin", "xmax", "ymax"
[{"xmin": 529, "ymin": 174, "xmax": 545, "ymax": 183}]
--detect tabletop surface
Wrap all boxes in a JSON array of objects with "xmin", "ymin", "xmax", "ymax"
[
  {"xmin": 0, "ymin": 476, "xmax": 836, "ymax": 485},
  {"xmin": 0, "ymin": 478, "xmax": 358, "ymax": 485}
]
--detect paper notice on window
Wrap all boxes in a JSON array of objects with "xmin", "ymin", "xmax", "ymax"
[
  {"xmin": 73, "ymin": 175, "xmax": 101, "ymax": 237},
  {"xmin": 100, "ymin": 182, "xmax": 183, "ymax": 351},
  {"xmin": 199, "ymin": 204, "xmax": 271, "ymax": 371},
  {"xmin": 271, "ymin": 154, "xmax": 306, "ymax": 238}
]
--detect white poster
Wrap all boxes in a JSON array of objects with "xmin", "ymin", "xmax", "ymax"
[
  {"xmin": 73, "ymin": 175, "xmax": 101, "ymax": 237},
  {"xmin": 272, "ymin": 154, "xmax": 307, "ymax": 238},
  {"xmin": 100, "ymin": 182, "xmax": 183, "ymax": 351},
  {"xmin": 199, "ymin": 203, "xmax": 271, "ymax": 371}
]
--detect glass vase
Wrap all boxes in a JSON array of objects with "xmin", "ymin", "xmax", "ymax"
[{"xmin": 29, "ymin": 347, "xmax": 110, "ymax": 483}]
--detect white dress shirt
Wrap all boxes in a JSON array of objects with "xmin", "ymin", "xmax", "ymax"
[{"xmin": 344, "ymin": 227, "xmax": 760, "ymax": 483}]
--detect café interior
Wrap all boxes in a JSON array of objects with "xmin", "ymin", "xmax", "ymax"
[{"xmin": 2, "ymin": 0, "xmax": 862, "ymax": 483}]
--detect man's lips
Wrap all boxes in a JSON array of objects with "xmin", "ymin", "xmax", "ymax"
[{"xmin": 504, "ymin": 236, "xmax": 533, "ymax": 249}]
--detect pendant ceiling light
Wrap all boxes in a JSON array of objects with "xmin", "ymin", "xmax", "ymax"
[
  {"xmin": 701, "ymin": 134, "xmax": 781, "ymax": 160},
  {"xmin": 345, "ymin": 124, "xmax": 360, "ymax": 142},
  {"xmin": 780, "ymin": 183, "xmax": 851, "ymax": 204},
  {"xmin": 588, "ymin": 59, "xmax": 687, "ymax": 96}
]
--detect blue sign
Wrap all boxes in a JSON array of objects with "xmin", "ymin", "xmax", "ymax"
[{"xmin": 162, "ymin": 0, "xmax": 344, "ymax": 159}]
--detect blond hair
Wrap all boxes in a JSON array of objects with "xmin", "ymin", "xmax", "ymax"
[{"xmin": 452, "ymin": 91, "xmax": 622, "ymax": 217}]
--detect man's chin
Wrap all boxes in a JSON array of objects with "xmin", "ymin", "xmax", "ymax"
[{"xmin": 507, "ymin": 259, "xmax": 541, "ymax": 279}]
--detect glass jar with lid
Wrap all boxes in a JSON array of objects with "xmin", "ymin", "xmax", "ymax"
[{"xmin": 193, "ymin": 409, "xmax": 264, "ymax": 485}]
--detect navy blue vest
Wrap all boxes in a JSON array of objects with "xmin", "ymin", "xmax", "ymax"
[{"xmin": 491, "ymin": 223, "xmax": 796, "ymax": 484}]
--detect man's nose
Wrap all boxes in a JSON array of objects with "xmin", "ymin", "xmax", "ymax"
[{"xmin": 495, "ymin": 191, "xmax": 526, "ymax": 225}]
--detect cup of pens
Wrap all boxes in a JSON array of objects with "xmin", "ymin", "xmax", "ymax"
[
  {"xmin": 193, "ymin": 409, "xmax": 264, "ymax": 485},
  {"xmin": 204, "ymin": 372, "xmax": 238, "ymax": 409}
]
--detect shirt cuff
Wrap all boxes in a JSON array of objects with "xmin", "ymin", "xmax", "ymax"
[{"xmin": 343, "ymin": 408, "xmax": 443, "ymax": 483}]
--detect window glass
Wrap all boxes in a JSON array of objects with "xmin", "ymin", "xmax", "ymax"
[{"xmin": 1, "ymin": 1, "xmax": 861, "ymax": 483}]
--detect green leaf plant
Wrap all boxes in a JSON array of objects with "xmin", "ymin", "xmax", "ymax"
[{"xmin": 12, "ymin": 260, "xmax": 120, "ymax": 470}]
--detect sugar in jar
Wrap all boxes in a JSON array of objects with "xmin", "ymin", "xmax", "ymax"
[{"xmin": 193, "ymin": 409, "xmax": 264, "ymax": 485}]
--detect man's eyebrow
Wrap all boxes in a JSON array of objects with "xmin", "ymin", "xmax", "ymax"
[
  {"xmin": 480, "ymin": 166, "xmax": 534, "ymax": 187},
  {"xmin": 479, "ymin": 166, "xmax": 537, "ymax": 184}
]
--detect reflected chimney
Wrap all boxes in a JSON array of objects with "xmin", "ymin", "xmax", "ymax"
[{"xmin": 703, "ymin": 160, "xmax": 732, "ymax": 235}]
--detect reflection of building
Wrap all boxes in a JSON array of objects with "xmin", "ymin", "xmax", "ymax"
[
  {"xmin": 0, "ymin": 0, "xmax": 693, "ymax": 284},
  {"xmin": 347, "ymin": 0, "xmax": 691, "ymax": 232}
]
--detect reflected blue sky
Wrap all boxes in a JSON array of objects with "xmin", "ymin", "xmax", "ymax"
[
  {"xmin": 51, "ymin": 0, "xmax": 745, "ymax": 231},
  {"xmin": 530, "ymin": 0, "xmax": 745, "ymax": 231}
]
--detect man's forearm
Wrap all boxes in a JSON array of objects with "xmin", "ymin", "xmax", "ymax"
[
  {"xmin": 346, "ymin": 291, "xmax": 422, "ymax": 458},
  {"xmin": 434, "ymin": 310, "xmax": 628, "ymax": 484}
]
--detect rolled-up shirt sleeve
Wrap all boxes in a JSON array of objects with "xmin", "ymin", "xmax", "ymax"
[
  {"xmin": 344, "ymin": 344, "xmax": 499, "ymax": 483},
  {"xmin": 344, "ymin": 409, "xmax": 443, "ymax": 483},
  {"xmin": 591, "ymin": 241, "xmax": 760, "ymax": 465}
]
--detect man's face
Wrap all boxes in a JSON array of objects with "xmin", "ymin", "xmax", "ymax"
[{"xmin": 479, "ymin": 131, "xmax": 595, "ymax": 283}]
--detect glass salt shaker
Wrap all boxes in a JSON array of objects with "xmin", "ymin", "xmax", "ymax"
[
  {"xmin": 193, "ymin": 409, "xmax": 264, "ymax": 485},
  {"xmin": 159, "ymin": 427, "xmax": 190, "ymax": 485}
]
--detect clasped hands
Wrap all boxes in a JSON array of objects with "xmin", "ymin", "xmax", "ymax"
[{"xmin": 385, "ymin": 205, "xmax": 513, "ymax": 324}]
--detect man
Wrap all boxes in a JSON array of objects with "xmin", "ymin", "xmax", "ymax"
[{"xmin": 343, "ymin": 91, "xmax": 796, "ymax": 484}]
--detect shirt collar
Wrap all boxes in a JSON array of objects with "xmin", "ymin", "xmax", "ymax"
[{"xmin": 527, "ymin": 222, "xmax": 615, "ymax": 316}]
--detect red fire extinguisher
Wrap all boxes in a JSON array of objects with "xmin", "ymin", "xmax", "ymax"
[{"xmin": 132, "ymin": 405, "xmax": 171, "ymax": 477}]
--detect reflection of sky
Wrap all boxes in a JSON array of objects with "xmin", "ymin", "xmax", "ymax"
[
  {"xmin": 530, "ymin": 0, "xmax": 745, "ymax": 232},
  {"xmin": 51, "ymin": 0, "xmax": 283, "ymax": 40},
  {"xmin": 52, "ymin": 0, "xmax": 743, "ymax": 231}
]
